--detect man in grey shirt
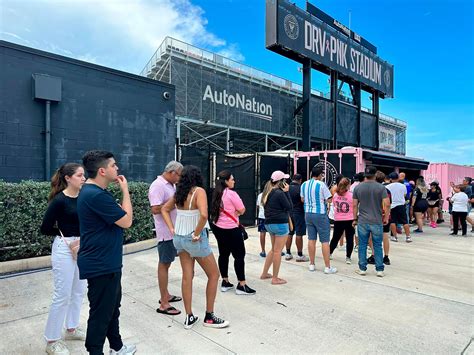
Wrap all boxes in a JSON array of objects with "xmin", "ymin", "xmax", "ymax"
[{"xmin": 353, "ymin": 166, "xmax": 390, "ymax": 277}]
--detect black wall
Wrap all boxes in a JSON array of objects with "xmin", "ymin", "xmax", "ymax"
[{"xmin": 0, "ymin": 41, "xmax": 176, "ymax": 182}]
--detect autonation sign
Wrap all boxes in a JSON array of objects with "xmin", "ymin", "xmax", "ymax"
[
  {"xmin": 202, "ymin": 85, "xmax": 273, "ymax": 121},
  {"xmin": 266, "ymin": 0, "xmax": 394, "ymax": 98}
]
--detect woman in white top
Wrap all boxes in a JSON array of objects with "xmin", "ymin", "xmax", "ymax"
[
  {"xmin": 162, "ymin": 165, "xmax": 229, "ymax": 330},
  {"xmin": 448, "ymin": 185, "xmax": 469, "ymax": 236}
]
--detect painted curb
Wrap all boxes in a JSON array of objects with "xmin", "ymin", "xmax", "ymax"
[{"xmin": 0, "ymin": 238, "xmax": 157, "ymax": 275}]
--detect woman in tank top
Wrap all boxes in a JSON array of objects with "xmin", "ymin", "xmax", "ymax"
[{"xmin": 161, "ymin": 165, "xmax": 229, "ymax": 330}]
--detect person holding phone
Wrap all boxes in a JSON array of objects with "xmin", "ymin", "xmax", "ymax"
[
  {"xmin": 260, "ymin": 171, "xmax": 293, "ymax": 285},
  {"xmin": 41, "ymin": 163, "xmax": 87, "ymax": 355}
]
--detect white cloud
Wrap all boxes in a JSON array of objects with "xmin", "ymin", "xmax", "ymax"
[
  {"xmin": 407, "ymin": 139, "xmax": 474, "ymax": 165},
  {"xmin": 1, "ymin": 0, "xmax": 244, "ymax": 74}
]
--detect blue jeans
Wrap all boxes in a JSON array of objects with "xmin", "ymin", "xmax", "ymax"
[{"xmin": 357, "ymin": 223, "xmax": 384, "ymax": 272}]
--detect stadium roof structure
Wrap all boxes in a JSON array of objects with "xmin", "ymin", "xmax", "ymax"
[{"xmin": 141, "ymin": 37, "xmax": 406, "ymax": 154}]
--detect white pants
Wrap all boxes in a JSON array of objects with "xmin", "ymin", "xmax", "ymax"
[{"xmin": 44, "ymin": 236, "xmax": 86, "ymax": 342}]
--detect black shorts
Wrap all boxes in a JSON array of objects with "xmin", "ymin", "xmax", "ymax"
[
  {"xmin": 289, "ymin": 212, "xmax": 306, "ymax": 236},
  {"xmin": 383, "ymin": 223, "xmax": 390, "ymax": 233},
  {"xmin": 414, "ymin": 200, "xmax": 429, "ymax": 213},
  {"xmin": 257, "ymin": 218, "xmax": 266, "ymax": 232},
  {"xmin": 390, "ymin": 205, "xmax": 408, "ymax": 225}
]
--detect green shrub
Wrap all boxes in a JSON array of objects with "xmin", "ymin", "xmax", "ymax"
[{"xmin": 0, "ymin": 180, "xmax": 155, "ymax": 262}]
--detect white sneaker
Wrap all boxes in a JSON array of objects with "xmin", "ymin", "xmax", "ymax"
[
  {"xmin": 324, "ymin": 266, "xmax": 337, "ymax": 274},
  {"xmin": 46, "ymin": 341, "xmax": 70, "ymax": 355},
  {"xmin": 285, "ymin": 253, "xmax": 293, "ymax": 261},
  {"xmin": 390, "ymin": 236, "xmax": 398, "ymax": 242},
  {"xmin": 329, "ymin": 254, "xmax": 333, "ymax": 260},
  {"xmin": 295, "ymin": 255, "xmax": 309, "ymax": 262},
  {"xmin": 376, "ymin": 271, "xmax": 385, "ymax": 277},
  {"xmin": 309, "ymin": 264, "xmax": 315, "ymax": 272},
  {"xmin": 64, "ymin": 327, "xmax": 86, "ymax": 341},
  {"xmin": 345, "ymin": 257, "xmax": 352, "ymax": 265},
  {"xmin": 110, "ymin": 344, "xmax": 137, "ymax": 355},
  {"xmin": 355, "ymin": 269, "xmax": 366, "ymax": 276}
]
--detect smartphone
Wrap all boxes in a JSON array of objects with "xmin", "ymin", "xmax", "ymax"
[{"xmin": 278, "ymin": 181, "xmax": 288, "ymax": 189}]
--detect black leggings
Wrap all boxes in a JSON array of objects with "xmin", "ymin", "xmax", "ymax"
[
  {"xmin": 211, "ymin": 223, "xmax": 246, "ymax": 281},
  {"xmin": 330, "ymin": 220, "xmax": 355, "ymax": 258},
  {"xmin": 452, "ymin": 211, "xmax": 468, "ymax": 235}
]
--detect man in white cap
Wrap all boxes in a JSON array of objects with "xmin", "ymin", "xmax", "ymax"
[{"xmin": 300, "ymin": 166, "xmax": 337, "ymax": 274}]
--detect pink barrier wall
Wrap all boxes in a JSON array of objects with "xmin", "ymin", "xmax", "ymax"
[{"xmin": 422, "ymin": 163, "xmax": 474, "ymax": 210}]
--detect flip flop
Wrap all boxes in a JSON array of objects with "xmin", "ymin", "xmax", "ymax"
[
  {"xmin": 159, "ymin": 295, "xmax": 182, "ymax": 304},
  {"xmin": 156, "ymin": 306, "xmax": 181, "ymax": 315}
]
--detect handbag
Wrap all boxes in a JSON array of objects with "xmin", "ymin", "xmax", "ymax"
[
  {"xmin": 427, "ymin": 199, "xmax": 438, "ymax": 206},
  {"xmin": 220, "ymin": 209, "xmax": 248, "ymax": 240},
  {"xmin": 59, "ymin": 229, "xmax": 80, "ymax": 260}
]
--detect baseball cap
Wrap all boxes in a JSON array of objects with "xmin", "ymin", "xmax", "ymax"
[
  {"xmin": 388, "ymin": 172, "xmax": 399, "ymax": 180},
  {"xmin": 364, "ymin": 165, "xmax": 377, "ymax": 178},
  {"xmin": 271, "ymin": 170, "xmax": 290, "ymax": 182}
]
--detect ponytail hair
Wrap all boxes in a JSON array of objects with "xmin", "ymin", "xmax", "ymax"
[
  {"xmin": 335, "ymin": 177, "xmax": 351, "ymax": 195},
  {"xmin": 48, "ymin": 163, "xmax": 83, "ymax": 202},
  {"xmin": 261, "ymin": 180, "xmax": 277, "ymax": 206}
]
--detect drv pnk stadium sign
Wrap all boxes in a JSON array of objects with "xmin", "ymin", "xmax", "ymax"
[{"xmin": 266, "ymin": 0, "xmax": 394, "ymax": 98}]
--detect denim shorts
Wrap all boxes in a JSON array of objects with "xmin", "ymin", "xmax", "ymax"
[
  {"xmin": 173, "ymin": 229, "xmax": 212, "ymax": 258},
  {"xmin": 265, "ymin": 223, "xmax": 289, "ymax": 237},
  {"xmin": 305, "ymin": 213, "xmax": 330, "ymax": 243},
  {"xmin": 157, "ymin": 239, "xmax": 177, "ymax": 264}
]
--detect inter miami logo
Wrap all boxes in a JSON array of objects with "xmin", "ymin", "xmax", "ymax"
[
  {"xmin": 314, "ymin": 161, "xmax": 338, "ymax": 187},
  {"xmin": 384, "ymin": 69, "xmax": 391, "ymax": 88},
  {"xmin": 284, "ymin": 14, "xmax": 299, "ymax": 40}
]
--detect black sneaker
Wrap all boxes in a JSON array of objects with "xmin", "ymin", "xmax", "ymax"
[
  {"xmin": 383, "ymin": 255, "xmax": 391, "ymax": 265},
  {"xmin": 367, "ymin": 255, "xmax": 375, "ymax": 264},
  {"xmin": 235, "ymin": 284, "xmax": 256, "ymax": 295},
  {"xmin": 184, "ymin": 313, "xmax": 199, "ymax": 329},
  {"xmin": 203, "ymin": 312, "xmax": 229, "ymax": 328},
  {"xmin": 220, "ymin": 280, "xmax": 234, "ymax": 292}
]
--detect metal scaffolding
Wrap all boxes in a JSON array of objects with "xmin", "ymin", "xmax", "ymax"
[{"xmin": 141, "ymin": 37, "xmax": 406, "ymax": 155}]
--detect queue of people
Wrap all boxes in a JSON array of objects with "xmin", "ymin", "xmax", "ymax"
[{"xmin": 40, "ymin": 153, "xmax": 473, "ymax": 354}]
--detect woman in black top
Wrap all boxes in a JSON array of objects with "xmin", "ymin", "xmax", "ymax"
[
  {"xmin": 411, "ymin": 178, "xmax": 429, "ymax": 233},
  {"xmin": 41, "ymin": 163, "xmax": 87, "ymax": 354},
  {"xmin": 427, "ymin": 182, "xmax": 442, "ymax": 228},
  {"xmin": 260, "ymin": 170, "xmax": 292, "ymax": 285}
]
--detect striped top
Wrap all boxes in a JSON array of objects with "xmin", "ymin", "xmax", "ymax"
[{"xmin": 300, "ymin": 179, "xmax": 332, "ymax": 214}]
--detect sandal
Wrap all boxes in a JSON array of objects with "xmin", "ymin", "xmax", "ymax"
[
  {"xmin": 260, "ymin": 273, "xmax": 272, "ymax": 280},
  {"xmin": 159, "ymin": 295, "xmax": 182, "ymax": 304},
  {"xmin": 156, "ymin": 306, "xmax": 181, "ymax": 315}
]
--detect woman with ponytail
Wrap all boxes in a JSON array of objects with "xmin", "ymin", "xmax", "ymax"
[
  {"xmin": 210, "ymin": 170, "xmax": 256, "ymax": 295},
  {"xmin": 40, "ymin": 163, "xmax": 86, "ymax": 355}
]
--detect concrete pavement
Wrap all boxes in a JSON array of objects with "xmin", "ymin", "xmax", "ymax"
[{"xmin": 1, "ymin": 218, "xmax": 473, "ymax": 354}]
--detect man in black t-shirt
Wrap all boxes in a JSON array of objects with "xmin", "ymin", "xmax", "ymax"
[
  {"xmin": 285, "ymin": 174, "xmax": 309, "ymax": 262},
  {"xmin": 77, "ymin": 151, "xmax": 136, "ymax": 355}
]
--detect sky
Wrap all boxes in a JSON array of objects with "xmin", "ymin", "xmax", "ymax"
[{"xmin": 1, "ymin": 0, "xmax": 473, "ymax": 165}]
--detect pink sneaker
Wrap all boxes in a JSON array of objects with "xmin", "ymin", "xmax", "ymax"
[{"xmin": 433, "ymin": 223, "xmax": 437, "ymax": 228}]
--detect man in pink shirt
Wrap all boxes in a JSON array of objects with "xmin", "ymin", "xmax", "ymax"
[{"xmin": 148, "ymin": 161, "xmax": 183, "ymax": 315}]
